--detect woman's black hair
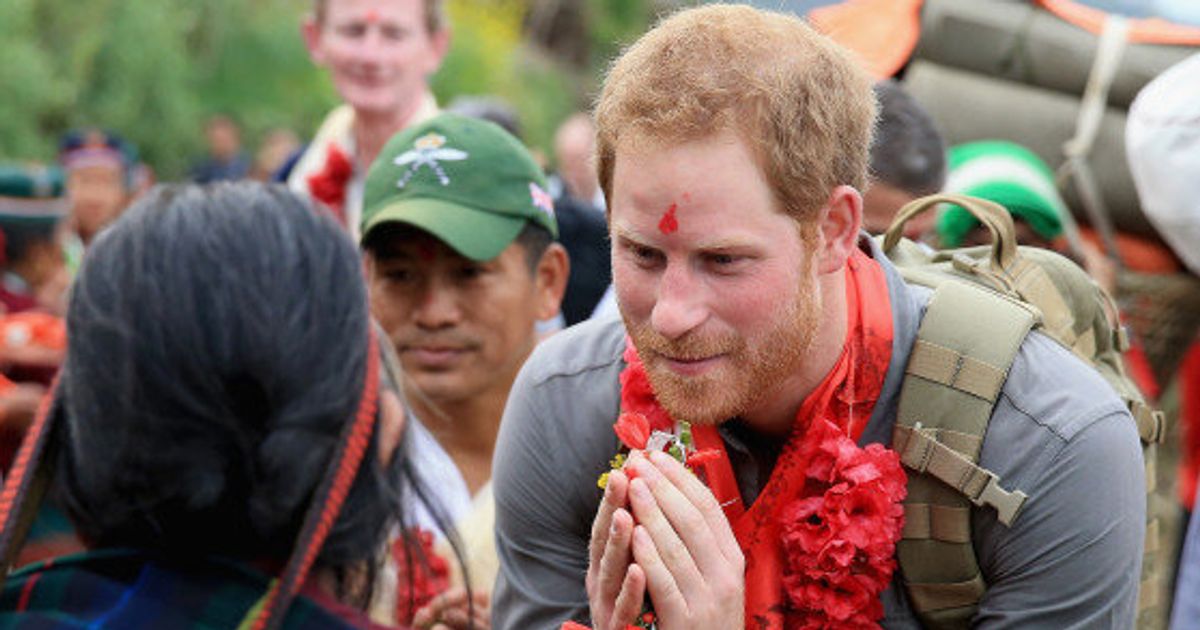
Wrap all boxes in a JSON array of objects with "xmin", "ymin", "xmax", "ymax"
[{"xmin": 53, "ymin": 182, "xmax": 462, "ymax": 602}]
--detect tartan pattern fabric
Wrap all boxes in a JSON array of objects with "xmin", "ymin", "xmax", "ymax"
[{"xmin": 0, "ymin": 549, "xmax": 370, "ymax": 629}]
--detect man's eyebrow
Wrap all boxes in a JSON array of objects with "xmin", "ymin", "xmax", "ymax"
[
  {"xmin": 610, "ymin": 223, "xmax": 641, "ymax": 243},
  {"xmin": 612, "ymin": 223, "xmax": 755, "ymax": 252}
]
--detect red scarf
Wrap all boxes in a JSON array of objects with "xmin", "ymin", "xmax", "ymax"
[{"xmin": 621, "ymin": 248, "xmax": 901, "ymax": 628}]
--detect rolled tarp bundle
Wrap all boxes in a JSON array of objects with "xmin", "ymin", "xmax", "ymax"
[
  {"xmin": 902, "ymin": 59, "xmax": 1154, "ymax": 238},
  {"xmin": 914, "ymin": 0, "xmax": 1196, "ymax": 109}
]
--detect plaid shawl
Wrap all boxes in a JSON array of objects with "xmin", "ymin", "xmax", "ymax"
[{"xmin": 0, "ymin": 549, "xmax": 378, "ymax": 629}]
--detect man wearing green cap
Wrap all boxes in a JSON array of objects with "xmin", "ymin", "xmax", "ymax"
[
  {"xmin": 936, "ymin": 140, "xmax": 1069, "ymax": 249},
  {"xmin": 936, "ymin": 140, "xmax": 1116, "ymax": 293},
  {"xmin": 360, "ymin": 113, "xmax": 568, "ymax": 627}
]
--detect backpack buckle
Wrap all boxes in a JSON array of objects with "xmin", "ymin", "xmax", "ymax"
[{"xmin": 969, "ymin": 473, "xmax": 1028, "ymax": 527}]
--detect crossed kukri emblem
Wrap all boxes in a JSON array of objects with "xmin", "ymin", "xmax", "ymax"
[{"xmin": 393, "ymin": 133, "xmax": 469, "ymax": 188}]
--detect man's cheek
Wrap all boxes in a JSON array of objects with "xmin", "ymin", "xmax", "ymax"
[{"xmin": 612, "ymin": 265, "xmax": 651, "ymax": 318}]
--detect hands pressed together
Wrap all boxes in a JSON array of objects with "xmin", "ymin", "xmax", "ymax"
[{"xmin": 586, "ymin": 450, "xmax": 744, "ymax": 630}]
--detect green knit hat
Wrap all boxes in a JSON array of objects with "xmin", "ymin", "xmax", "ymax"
[
  {"xmin": 937, "ymin": 140, "xmax": 1068, "ymax": 247},
  {"xmin": 361, "ymin": 113, "xmax": 557, "ymax": 261}
]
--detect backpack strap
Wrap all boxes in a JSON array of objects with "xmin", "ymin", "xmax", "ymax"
[{"xmin": 894, "ymin": 280, "xmax": 1038, "ymax": 629}]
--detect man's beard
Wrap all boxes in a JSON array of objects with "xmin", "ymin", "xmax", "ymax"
[{"xmin": 624, "ymin": 271, "xmax": 822, "ymax": 426}]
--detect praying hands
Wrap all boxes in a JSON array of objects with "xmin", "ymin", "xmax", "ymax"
[{"xmin": 586, "ymin": 450, "xmax": 745, "ymax": 630}]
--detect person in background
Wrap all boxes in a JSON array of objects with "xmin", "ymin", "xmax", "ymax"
[
  {"xmin": 253, "ymin": 128, "xmax": 303, "ymax": 182},
  {"xmin": 0, "ymin": 182, "xmax": 457, "ymax": 628},
  {"xmin": 0, "ymin": 164, "xmax": 66, "ymax": 476},
  {"xmin": 57, "ymin": 129, "xmax": 137, "ymax": 252},
  {"xmin": 935, "ymin": 139, "xmax": 1118, "ymax": 294},
  {"xmin": 936, "ymin": 140, "xmax": 1070, "ymax": 249},
  {"xmin": 190, "ymin": 114, "xmax": 251, "ymax": 183},
  {"xmin": 285, "ymin": 0, "xmax": 449, "ymax": 239},
  {"xmin": 552, "ymin": 113, "xmax": 604, "ymax": 213},
  {"xmin": 1125, "ymin": 52, "xmax": 1200, "ymax": 630},
  {"xmin": 0, "ymin": 165, "xmax": 67, "ymax": 316},
  {"xmin": 861, "ymin": 79, "xmax": 946, "ymax": 239},
  {"xmin": 360, "ymin": 113, "xmax": 568, "ymax": 628}
]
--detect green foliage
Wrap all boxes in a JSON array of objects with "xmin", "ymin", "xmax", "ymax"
[
  {"xmin": 0, "ymin": 0, "xmax": 652, "ymax": 179},
  {"xmin": 588, "ymin": 0, "xmax": 654, "ymax": 71},
  {"xmin": 0, "ymin": 0, "xmax": 331, "ymax": 179},
  {"xmin": 433, "ymin": 0, "xmax": 576, "ymax": 159}
]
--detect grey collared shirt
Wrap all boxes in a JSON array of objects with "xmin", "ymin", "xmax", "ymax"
[{"xmin": 492, "ymin": 238, "xmax": 1144, "ymax": 629}]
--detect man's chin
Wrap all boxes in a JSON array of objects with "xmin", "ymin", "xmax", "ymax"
[
  {"xmin": 340, "ymin": 91, "xmax": 402, "ymax": 116},
  {"xmin": 648, "ymin": 372, "xmax": 741, "ymax": 427}
]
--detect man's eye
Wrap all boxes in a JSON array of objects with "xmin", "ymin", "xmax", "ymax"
[
  {"xmin": 456, "ymin": 265, "xmax": 485, "ymax": 280},
  {"xmin": 706, "ymin": 253, "xmax": 748, "ymax": 272},
  {"xmin": 380, "ymin": 25, "xmax": 409, "ymax": 41},
  {"xmin": 336, "ymin": 23, "xmax": 366, "ymax": 38},
  {"xmin": 629, "ymin": 244, "xmax": 660, "ymax": 263},
  {"xmin": 382, "ymin": 268, "xmax": 413, "ymax": 283}
]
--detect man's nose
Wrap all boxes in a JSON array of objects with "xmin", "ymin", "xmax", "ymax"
[
  {"xmin": 650, "ymin": 262, "xmax": 709, "ymax": 340},
  {"xmin": 413, "ymin": 278, "xmax": 461, "ymax": 329},
  {"xmin": 352, "ymin": 29, "xmax": 393, "ymax": 65}
]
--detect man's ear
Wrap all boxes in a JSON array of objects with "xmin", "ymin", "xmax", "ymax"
[
  {"xmin": 816, "ymin": 185, "xmax": 864, "ymax": 275},
  {"xmin": 533, "ymin": 243, "xmax": 570, "ymax": 321},
  {"xmin": 302, "ymin": 16, "xmax": 325, "ymax": 65},
  {"xmin": 361, "ymin": 250, "xmax": 375, "ymax": 282},
  {"xmin": 426, "ymin": 27, "xmax": 452, "ymax": 74}
]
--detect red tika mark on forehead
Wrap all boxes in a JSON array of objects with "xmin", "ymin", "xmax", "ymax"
[
  {"xmin": 417, "ymin": 242, "xmax": 436, "ymax": 262},
  {"xmin": 365, "ymin": 8, "xmax": 381, "ymax": 23},
  {"xmin": 658, "ymin": 203, "xmax": 679, "ymax": 235}
]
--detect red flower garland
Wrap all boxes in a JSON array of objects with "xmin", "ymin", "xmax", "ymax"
[
  {"xmin": 617, "ymin": 342, "xmax": 905, "ymax": 628},
  {"xmin": 306, "ymin": 144, "xmax": 353, "ymax": 226},
  {"xmin": 392, "ymin": 527, "xmax": 450, "ymax": 626},
  {"xmin": 573, "ymin": 326, "xmax": 905, "ymax": 629},
  {"xmin": 618, "ymin": 342, "xmax": 674, "ymax": 433},
  {"xmin": 780, "ymin": 417, "xmax": 906, "ymax": 628}
]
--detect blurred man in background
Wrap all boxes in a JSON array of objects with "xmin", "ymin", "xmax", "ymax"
[
  {"xmin": 190, "ymin": 114, "xmax": 250, "ymax": 183},
  {"xmin": 286, "ymin": 0, "xmax": 449, "ymax": 239},
  {"xmin": 361, "ymin": 114, "xmax": 567, "ymax": 628},
  {"xmin": 552, "ymin": 112, "xmax": 604, "ymax": 213}
]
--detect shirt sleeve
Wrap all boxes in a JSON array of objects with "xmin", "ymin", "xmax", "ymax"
[
  {"xmin": 972, "ymin": 409, "xmax": 1145, "ymax": 628},
  {"xmin": 491, "ymin": 351, "xmax": 622, "ymax": 630}
]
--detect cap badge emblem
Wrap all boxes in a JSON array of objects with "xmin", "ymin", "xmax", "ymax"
[{"xmin": 393, "ymin": 133, "xmax": 469, "ymax": 188}]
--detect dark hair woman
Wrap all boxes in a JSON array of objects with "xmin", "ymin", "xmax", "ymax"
[{"xmin": 0, "ymin": 183, "xmax": 461, "ymax": 629}]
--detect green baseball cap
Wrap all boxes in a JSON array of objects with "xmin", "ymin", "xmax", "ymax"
[{"xmin": 361, "ymin": 113, "xmax": 557, "ymax": 261}]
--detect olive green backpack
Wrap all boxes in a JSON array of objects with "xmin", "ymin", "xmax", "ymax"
[{"xmin": 876, "ymin": 194, "xmax": 1165, "ymax": 629}]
